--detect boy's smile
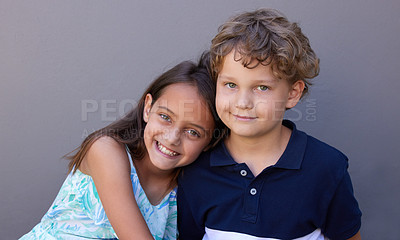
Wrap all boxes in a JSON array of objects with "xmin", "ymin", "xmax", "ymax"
[
  {"xmin": 216, "ymin": 51, "xmax": 303, "ymax": 141},
  {"xmin": 232, "ymin": 114, "xmax": 256, "ymax": 121}
]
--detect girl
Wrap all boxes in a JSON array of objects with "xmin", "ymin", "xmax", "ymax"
[{"xmin": 20, "ymin": 54, "xmax": 221, "ymax": 240}]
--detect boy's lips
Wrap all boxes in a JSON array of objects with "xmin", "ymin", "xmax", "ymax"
[
  {"xmin": 232, "ymin": 114, "xmax": 256, "ymax": 121},
  {"xmin": 156, "ymin": 141, "xmax": 180, "ymax": 157}
]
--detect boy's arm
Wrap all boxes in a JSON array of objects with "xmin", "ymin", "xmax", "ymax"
[
  {"xmin": 177, "ymin": 182, "xmax": 205, "ymax": 240},
  {"xmin": 324, "ymin": 165, "xmax": 362, "ymax": 240},
  {"xmin": 348, "ymin": 231, "xmax": 361, "ymax": 240},
  {"xmin": 83, "ymin": 136, "xmax": 154, "ymax": 240}
]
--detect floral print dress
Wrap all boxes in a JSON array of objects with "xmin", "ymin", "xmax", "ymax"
[{"xmin": 20, "ymin": 150, "xmax": 178, "ymax": 240}]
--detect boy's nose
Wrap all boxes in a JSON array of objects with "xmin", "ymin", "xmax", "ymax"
[{"xmin": 235, "ymin": 91, "xmax": 253, "ymax": 109}]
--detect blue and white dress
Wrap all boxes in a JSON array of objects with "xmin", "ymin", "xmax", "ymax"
[{"xmin": 20, "ymin": 150, "xmax": 178, "ymax": 240}]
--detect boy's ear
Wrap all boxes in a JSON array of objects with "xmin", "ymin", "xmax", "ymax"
[
  {"xmin": 286, "ymin": 80, "xmax": 305, "ymax": 109},
  {"xmin": 143, "ymin": 94, "xmax": 153, "ymax": 123}
]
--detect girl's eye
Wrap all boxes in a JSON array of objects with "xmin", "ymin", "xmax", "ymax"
[
  {"xmin": 257, "ymin": 85, "xmax": 269, "ymax": 91},
  {"xmin": 186, "ymin": 129, "xmax": 200, "ymax": 138},
  {"xmin": 226, "ymin": 82, "xmax": 236, "ymax": 89},
  {"xmin": 160, "ymin": 114, "xmax": 171, "ymax": 122}
]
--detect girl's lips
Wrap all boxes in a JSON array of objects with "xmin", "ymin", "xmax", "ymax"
[{"xmin": 156, "ymin": 141, "xmax": 180, "ymax": 157}]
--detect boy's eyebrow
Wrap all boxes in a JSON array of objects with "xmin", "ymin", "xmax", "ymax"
[
  {"xmin": 157, "ymin": 106, "xmax": 207, "ymax": 133},
  {"xmin": 218, "ymin": 75, "xmax": 235, "ymax": 81},
  {"xmin": 252, "ymin": 79, "xmax": 277, "ymax": 84},
  {"xmin": 219, "ymin": 74, "xmax": 277, "ymax": 83}
]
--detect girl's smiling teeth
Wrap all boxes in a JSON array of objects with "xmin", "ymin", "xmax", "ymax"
[{"xmin": 157, "ymin": 141, "xmax": 179, "ymax": 157}]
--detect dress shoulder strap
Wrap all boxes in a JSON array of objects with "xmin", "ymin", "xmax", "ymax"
[{"xmin": 125, "ymin": 145, "xmax": 134, "ymax": 170}]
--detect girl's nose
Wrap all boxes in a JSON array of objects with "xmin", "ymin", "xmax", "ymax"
[{"xmin": 164, "ymin": 128, "xmax": 181, "ymax": 145}]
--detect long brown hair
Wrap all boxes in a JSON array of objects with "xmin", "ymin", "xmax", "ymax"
[{"xmin": 67, "ymin": 52, "xmax": 223, "ymax": 174}]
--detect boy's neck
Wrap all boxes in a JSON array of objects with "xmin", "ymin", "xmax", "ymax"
[{"xmin": 224, "ymin": 123, "xmax": 292, "ymax": 177}]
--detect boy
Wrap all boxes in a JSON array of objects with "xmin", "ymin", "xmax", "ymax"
[{"xmin": 177, "ymin": 8, "xmax": 362, "ymax": 240}]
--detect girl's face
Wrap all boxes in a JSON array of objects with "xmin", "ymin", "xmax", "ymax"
[{"xmin": 143, "ymin": 83, "xmax": 215, "ymax": 173}]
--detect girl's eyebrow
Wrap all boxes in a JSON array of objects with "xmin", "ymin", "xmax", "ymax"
[
  {"xmin": 158, "ymin": 106, "xmax": 207, "ymax": 133},
  {"xmin": 158, "ymin": 106, "xmax": 175, "ymax": 116},
  {"xmin": 188, "ymin": 123, "xmax": 206, "ymax": 133}
]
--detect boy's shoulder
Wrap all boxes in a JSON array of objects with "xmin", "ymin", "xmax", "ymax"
[
  {"xmin": 296, "ymin": 123, "xmax": 350, "ymax": 178},
  {"xmin": 305, "ymin": 134, "xmax": 347, "ymax": 160},
  {"xmin": 273, "ymin": 120, "xmax": 350, "ymax": 179},
  {"xmin": 281, "ymin": 120, "xmax": 347, "ymax": 158}
]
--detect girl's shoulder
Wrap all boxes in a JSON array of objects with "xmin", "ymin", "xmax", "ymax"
[
  {"xmin": 91, "ymin": 135, "xmax": 124, "ymax": 152},
  {"xmin": 80, "ymin": 136, "xmax": 130, "ymax": 176}
]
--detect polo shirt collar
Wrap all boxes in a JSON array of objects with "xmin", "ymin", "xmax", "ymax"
[
  {"xmin": 210, "ymin": 120, "xmax": 307, "ymax": 170},
  {"xmin": 274, "ymin": 120, "xmax": 307, "ymax": 169},
  {"xmin": 210, "ymin": 139, "xmax": 237, "ymax": 167}
]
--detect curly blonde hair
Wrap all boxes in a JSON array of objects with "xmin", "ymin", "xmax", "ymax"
[{"xmin": 210, "ymin": 8, "xmax": 320, "ymax": 97}]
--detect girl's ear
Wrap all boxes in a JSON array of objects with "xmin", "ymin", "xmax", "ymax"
[
  {"xmin": 143, "ymin": 94, "xmax": 153, "ymax": 123},
  {"xmin": 286, "ymin": 80, "xmax": 305, "ymax": 109}
]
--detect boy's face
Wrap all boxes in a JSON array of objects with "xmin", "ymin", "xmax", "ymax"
[{"xmin": 216, "ymin": 51, "xmax": 303, "ymax": 140}]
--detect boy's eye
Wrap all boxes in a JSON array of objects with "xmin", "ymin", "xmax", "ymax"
[
  {"xmin": 226, "ymin": 82, "xmax": 236, "ymax": 89},
  {"xmin": 160, "ymin": 114, "xmax": 171, "ymax": 122},
  {"xmin": 257, "ymin": 85, "xmax": 269, "ymax": 91},
  {"xmin": 186, "ymin": 129, "xmax": 200, "ymax": 138}
]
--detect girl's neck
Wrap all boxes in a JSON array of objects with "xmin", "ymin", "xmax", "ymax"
[{"xmin": 133, "ymin": 155, "xmax": 176, "ymax": 205}]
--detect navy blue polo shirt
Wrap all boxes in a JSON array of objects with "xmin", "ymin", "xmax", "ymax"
[{"xmin": 177, "ymin": 120, "xmax": 361, "ymax": 240}]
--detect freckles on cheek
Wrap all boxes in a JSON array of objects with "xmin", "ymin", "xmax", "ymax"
[
  {"xmin": 255, "ymin": 101, "xmax": 286, "ymax": 120},
  {"xmin": 216, "ymin": 92, "xmax": 229, "ymax": 106},
  {"xmin": 216, "ymin": 100, "xmax": 230, "ymax": 116}
]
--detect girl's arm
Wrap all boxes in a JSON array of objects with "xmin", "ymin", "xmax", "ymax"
[{"xmin": 81, "ymin": 136, "xmax": 154, "ymax": 240}]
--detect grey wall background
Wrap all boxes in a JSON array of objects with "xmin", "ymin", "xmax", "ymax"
[{"xmin": 1, "ymin": 0, "xmax": 399, "ymax": 239}]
